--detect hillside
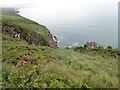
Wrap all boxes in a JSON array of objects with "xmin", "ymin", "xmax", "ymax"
[
  {"xmin": 2, "ymin": 8, "xmax": 57, "ymax": 48},
  {"xmin": 1, "ymin": 8, "xmax": 118, "ymax": 88}
]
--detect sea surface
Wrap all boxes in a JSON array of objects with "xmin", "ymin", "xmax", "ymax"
[{"xmin": 19, "ymin": 0, "xmax": 118, "ymax": 48}]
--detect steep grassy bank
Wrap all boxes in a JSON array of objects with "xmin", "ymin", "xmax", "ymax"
[
  {"xmin": 2, "ymin": 8, "xmax": 57, "ymax": 48},
  {"xmin": 1, "ymin": 8, "xmax": 118, "ymax": 88}
]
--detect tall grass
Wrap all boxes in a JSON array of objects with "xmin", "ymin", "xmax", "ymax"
[{"xmin": 2, "ymin": 34, "xmax": 118, "ymax": 88}]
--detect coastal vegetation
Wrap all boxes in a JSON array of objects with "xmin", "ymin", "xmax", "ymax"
[
  {"xmin": 71, "ymin": 42, "xmax": 119, "ymax": 59},
  {"xmin": 1, "ymin": 8, "xmax": 118, "ymax": 88}
]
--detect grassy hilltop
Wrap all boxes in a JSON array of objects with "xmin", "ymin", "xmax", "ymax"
[{"xmin": 1, "ymin": 8, "xmax": 119, "ymax": 88}]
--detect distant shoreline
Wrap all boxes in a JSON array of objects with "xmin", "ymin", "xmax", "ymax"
[
  {"xmin": 16, "ymin": 8, "xmax": 60, "ymax": 47},
  {"xmin": 16, "ymin": 7, "xmax": 118, "ymax": 49}
]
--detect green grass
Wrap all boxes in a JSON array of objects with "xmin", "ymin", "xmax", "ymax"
[
  {"xmin": 1, "ymin": 8, "xmax": 118, "ymax": 88},
  {"xmin": 2, "ymin": 34, "xmax": 118, "ymax": 88}
]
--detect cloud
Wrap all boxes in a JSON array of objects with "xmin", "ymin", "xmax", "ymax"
[{"xmin": 0, "ymin": 0, "xmax": 119, "ymax": 8}]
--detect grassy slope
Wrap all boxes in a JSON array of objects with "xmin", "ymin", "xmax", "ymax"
[
  {"xmin": 2, "ymin": 8, "xmax": 118, "ymax": 88},
  {"xmin": 2, "ymin": 8, "xmax": 50, "ymax": 45}
]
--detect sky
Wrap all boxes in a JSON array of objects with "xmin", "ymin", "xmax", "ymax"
[{"xmin": 0, "ymin": 0, "xmax": 119, "ymax": 8}]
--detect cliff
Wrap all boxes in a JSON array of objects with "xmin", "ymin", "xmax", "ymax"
[{"xmin": 2, "ymin": 8, "xmax": 58, "ymax": 48}]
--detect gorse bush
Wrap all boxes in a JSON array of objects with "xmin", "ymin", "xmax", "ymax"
[
  {"xmin": 84, "ymin": 42, "xmax": 97, "ymax": 50},
  {"xmin": 107, "ymin": 45, "xmax": 113, "ymax": 49}
]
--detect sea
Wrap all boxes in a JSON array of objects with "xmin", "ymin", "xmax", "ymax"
[{"xmin": 18, "ymin": 0, "xmax": 118, "ymax": 48}]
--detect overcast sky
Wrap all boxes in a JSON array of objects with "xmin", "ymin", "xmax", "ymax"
[{"xmin": 0, "ymin": 0, "xmax": 119, "ymax": 8}]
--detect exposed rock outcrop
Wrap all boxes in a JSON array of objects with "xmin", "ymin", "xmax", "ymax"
[
  {"xmin": 48, "ymin": 31, "xmax": 58, "ymax": 48},
  {"xmin": 2, "ymin": 24, "xmax": 21, "ymax": 39},
  {"xmin": 2, "ymin": 23, "xmax": 58, "ymax": 48}
]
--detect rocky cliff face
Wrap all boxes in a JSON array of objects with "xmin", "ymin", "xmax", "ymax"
[
  {"xmin": 48, "ymin": 31, "xmax": 58, "ymax": 48},
  {"xmin": 2, "ymin": 23, "xmax": 58, "ymax": 48}
]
